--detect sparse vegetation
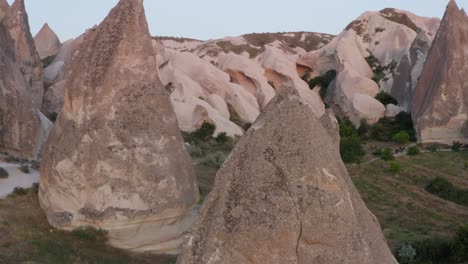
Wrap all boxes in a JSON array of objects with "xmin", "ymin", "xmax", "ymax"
[
  {"xmin": 369, "ymin": 112, "xmax": 416, "ymax": 142},
  {"xmin": 307, "ymin": 70, "xmax": 337, "ymax": 100},
  {"xmin": 407, "ymin": 146, "xmax": 420, "ymax": 156},
  {"xmin": 389, "ymin": 162, "xmax": 402, "ymax": 174},
  {"xmin": 366, "ymin": 53, "xmax": 397, "ymax": 84},
  {"xmin": 338, "ymin": 118, "xmax": 365, "ymax": 163},
  {"xmin": 375, "ymin": 91, "xmax": 398, "ymax": 106},
  {"xmin": 0, "ymin": 167, "xmax": 8, "ymax": 178},
  {"xmin": 11, "ymin": 187, "xmax": 28, "ymax": 196},
  {"xmin": 20, "ymin": 164, "xmax": 30, "ymax": 174},
  {"xmin": 426, "ymin": 177, "xmax": 468, "ymax": 207},
  {"xmin": 397, "ymin": 242, "xmax": 416, "ymax": 264},
  {"xmin": 393, "ymin": 131, "xmax": 410, "ymax": 145},
  {"xmin": 427, "ymin": 144, "xmax": 439, "ymax": 152}
]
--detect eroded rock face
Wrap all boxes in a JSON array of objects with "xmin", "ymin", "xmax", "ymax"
[
  {"xmin": 178, "ymin": 86, "xmax": 396, "ymax": 264},
  {"xmin": 34, "ymin": 23, "xmax": 61, "ymax": 59},
  {"xmin": 0, "ymin": 0, "xmax": 50, "ymax": 160},
  {"xmin": 412, "ymin": 0, "xmax": 468, "ymax": 144},
  {"xmin": 0, "ymin": 0, "xmax": 8, "ymax": 19},
  {"xmin": 39, "ymin": 0, "xmax": 199, "ymax": 254},
  {"xmin": 3, "ymin": 0, "xmax": 44, "ymax": 110},
  {"xmin": 298, "ymin": 9, "xmax": 440, "ymax": 124}
]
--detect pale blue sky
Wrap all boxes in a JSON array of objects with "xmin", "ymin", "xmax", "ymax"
[{"xmin": 9, "ymin": 0, "xmax": 468, "ymax": 42}]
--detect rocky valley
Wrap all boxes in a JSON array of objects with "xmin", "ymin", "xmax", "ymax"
[{"xmin": 0, "ymin": 0, "xmax": 467, "ymax": 263}]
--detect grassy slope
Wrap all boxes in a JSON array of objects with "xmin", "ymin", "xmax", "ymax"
[
  {"xmin": 0, "ymin": 189, "xmax": 177, "ymax": 264},
  {"xmin": 348, "ymin": 150, "xmax": 468, "ymax": 250}
]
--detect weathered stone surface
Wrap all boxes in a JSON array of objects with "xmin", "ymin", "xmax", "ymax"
[
  {"xmin": 39, "ymin": 0, "xmax": 199, "ymax": 254},
  {"xmin": 0, "ymin": 0, "xmax": 8, "ymax": 19},
  {"xmin": 0, "ymin": 0, "xmax": 50, "ymax": 160},
  {"xmin": 3, "ymin": 0, "xmax": 44, "ymax": 109},
  {"xmin": 41, "ymin": 79, "xmax": 66, "ymax": 119},
  {"xmin": 178, "ymin": 86, "xmax": 396, "ymax": 264},
  {"xmin": 34, "ymin": 23, "xmax": 61, "ymax": 59},
  {"xmin": 412, "ymin": 0, "xmax": 468, "ymax": 144},
  {"xmin": 385, "ymin": 104, "xmax": 403, "ymax": 118}
]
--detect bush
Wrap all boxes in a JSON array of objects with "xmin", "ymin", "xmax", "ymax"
[
  {"xmin": 452, "ymin": 141, "xmax": 462, "ymax": 152},
  {"xmin": 373, "ymin": 148, "xmax": 383, "ymax": 157},
  {"xmin": 412, "ymin": 238, "xmax": 452, "ymax": 263},
  {"xmin": 338, "ymin": 118, "xmax": 365, "ymax": 163},
  {"xmin": 12, "ymin": 187, "xmax": 28, "ymax": 196},
  {"xmin": 375, "ymin": 91, "xmax": 398, "ymax": 106},
  {"xmin": 427, "ymin": 144, "xmax": 439, "ymax": 152},
  {"xmin": 451, "ymin": 226, "xmax": 468, "ymax": 262},
  {"xmin": 204, "ymin": 151, "xmax": 227, "ymax": 168},
  {"xmin": 426, "ymin": 177, "xmax": 468, "ymax": 206},
  {"xmin": 380, "ymin": 148, "xmax": 395, "ymax": 161},
  {"xmin": 20, "ymin": 165, "xmax": 30, "ymax": 174},
  {"xmin": 397, "ymin": 242, "xmax": 416, "ymax": 264},
  {"xmin": 389, "ymin": 162, "xmax": 401, "ymax": 174},
  {"xmin": 407, "ymin": 146, "xmax": 420, "ymax": 156},
  {"xmin": 0, "ymin": 167, "xmax": 8, "ymax": 179},
  {"xmin": 369, "ymin": 112, "xmax": 416, "ymax": 142},
  {"xmin": 393, "ymin": 131, "xmax": 410, "ymax": 145},
  {"xmin": 215, "ymin": 132, "xmax": 228, "ymax": 144},
  {"xmin": 191, "ymin": 122, "xmax": 216, "ymax": 141},
  {"xmin": 307, "ymin": 70, "xmax": 337, "ymax": 100},
  {"xmin": 71, "ymin": 226, "xmax": 108, "ymax": 243}
]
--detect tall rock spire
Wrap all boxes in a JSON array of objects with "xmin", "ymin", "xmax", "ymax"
[
  {"xmin": 412, "ymin": 0, "xmax": 468, "ymax": 144},
  {"xmin": 38, "ymin": 0, "xmax": 199, "ymax": 254},
  {"xmin": 178, "ymin": 86, "xmax": 396, "ymax": 263},
  {"xmin": 34, "ymin": 23, "xmax": 62, "ymax": 59}
]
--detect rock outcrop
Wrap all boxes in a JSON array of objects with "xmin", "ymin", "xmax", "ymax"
[
  {"xmin": 34, "ymin": 23, "xmax": 61, "ymax": 59},
  {"xmin": 0, "ymin": 0, "xmax": 50, "ymax": 160},
  {"xmin": 178, "ymin": 86, "xmax": 396, "ymax": 264},
  {"xmin": 153, "ymin": 32, "xmax": 332, "ymax": 136},
  {"xmin": 412, "ymin": 0, "xmax": 468, "ymax": 144},
  {"xmin": 3, "ymin": 0, "xmax": 44, "ymax": 110},
  {"xmin": 39, "ymin": 0, "xmax": 199, "ymax": 254},
  {"xmin": 0, "ymin": 0, "xmax": 8, "ymax": 19},
  {"xmin": 298, "ymin": 9, "xmax": 440, "ymax": 125}
]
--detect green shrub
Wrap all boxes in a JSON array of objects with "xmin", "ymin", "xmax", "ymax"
[
  {"xmin": 12, "ymin": 187, "xmax": 28, "ymax": 196},
  {"xmin": 412, "ymin": 238, "xmax": 452, "ymax": 263},
  {"xmin": 0, "ymin": 167, "xmax": 8, "ymax": 179},
  {"xmin": 393, "ymin": 131, "xmax": 410, "ymax": 145},
  {"xmin": 426, "ymin": 177, "xmax": 468, "ymax": 206},
  {"xmin": 375, "ymin": 91, "xmax": 398, "ymax": 106},
  {"xmin": 307, "ymin": 70, "xmax": 337, "ymax": 100},
  {"xmin": 451, "ymin": 226, "xmax": 468, "ymax": 262},
  {"xmin": 389, "ymin": 162, "xmax": 402, "ymax": 174},
  {"xmin": 397, "ymin": 242, "xmax": 416, "ymax": 264},
  {"xmin": 191, "ymin": 122, "xmax": 216, "ymax": 141},
  {"xmin": 204, "ymin": 151, "xmax": 227, "ymax": 168},
  {"xmin": 381, "ymin": 148, "xmax": 395, "ymax": 161},
  {"xmin": 407, "ymin": 146, "xmax": 420, "ymax": 156},
  {"xmin": 20, "ymin": 165, "xmax": 30, "ymax": 174},
  {"xmin": 338, "ymin": 118, "xmax": 365, "ymax": 163},
  {"xmin": 369, "ymin": 112, "xmax": 416, "ymax": 142},
  {"xmin": 215, "ymin": 132, "xmax": 228, "ymax": 144},
  {"xmin": 427, "ymin": 144, "xmax": 439, "ymax": 152},
  {"xmin": 71, "ymin": 226, "xmax": 108, "ymax": 243},
  {"xmin": 452, "ymin": 141, "xmax": 462, "ymax": 152},
  {"xmin": 373, "ymin": 148, "xmax": 383, "ymax": 157}
]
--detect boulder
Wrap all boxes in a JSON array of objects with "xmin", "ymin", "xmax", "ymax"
[
  {"xmin": 39, "ymin": 0, "xmax": 199, "ymax": 254},
  {"xmin": 41, "ymin": 79, "xmax": 66, "ymax": 119},
  {"xmin": 34, "ymin": 23, "xmax": 61, "ymax": 59},
  {"xmin": 412, "ymin": 0, "xmax": 468, "ymax": 144},
  {"xmin": 178, "ymin": 86, "xmax": 396, "ymax": 263},
  {"xmin": 385, "ymin": 104, "xmax": 403, "ymax": 118}
]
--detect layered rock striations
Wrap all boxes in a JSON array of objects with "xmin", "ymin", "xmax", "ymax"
[
  {"xmin": 39, "ymin": 0, "xmax": 199, "ymax": 254},
  {"xmin": 178, "ymin": 85, "xmax": 396, "ymax": 264},
  {"xmin": 412, "ymin": 0, "xmax": 468, "ymax": 144}
]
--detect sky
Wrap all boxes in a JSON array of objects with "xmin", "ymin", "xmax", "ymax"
[{"xmin": 8, "ymin": 0, "xmax": 468, "ymax": 42}]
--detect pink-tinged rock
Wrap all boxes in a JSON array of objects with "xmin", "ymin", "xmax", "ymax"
[
  {"xmin": 38, "ymin": 0, "xmax": 199, "ymax": 254},
  {"xmin": 2, "ymin": 0, "xmax": 44, "ymax": 110},
  {"xmin": 351, "ymin": 94, "xmax": 386, "ymax": 126},
  {"xmin": 178, "ymin": 86, "xmax": 396, "ymax": 264},
  {"xmin": 412, "ymin": 0, "xmax": 468, "ymax": 144},
  {"xmin": 34, "ymin": 23, "xmax": 61, "ymax": 59},
  {"xmin": 385, "ymin": 104, "xmax": 404, "ymax": 118},
  {"xmin": 0, "ymin": 0, "xmax": 8, "ymax": 19}
]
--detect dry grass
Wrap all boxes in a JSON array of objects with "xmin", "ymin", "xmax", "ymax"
[{"xmin": 0, "ymin": 188, "xmax": 177, "ymax": 264}]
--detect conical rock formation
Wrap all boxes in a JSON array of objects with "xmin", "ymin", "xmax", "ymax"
[
  {"xmin": 39, "ymin": 0, "xmax": 199, "ymax": 254},
  {"xmin": 34, "ymin": 23, "xmax": 62, "ymax": 59},
  {"xmin": 412, "ymin": 0, "xmax": 468, "ymax": 144},
  {"xmin": 0, "ymin": 0, "xmax": 50, "ymax": 160},
  {"xmin": 178, "ymin": 85, "xmax": 396, "ymax": 264}
]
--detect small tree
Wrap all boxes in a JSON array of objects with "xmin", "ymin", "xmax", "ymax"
[
  {"xmin": 452, "ymin": 141, "xmax": 462, "ymax": 152},
  {"xmin": 0, "ymin": 167, "xmax": 8, "ymax": 179},
  {"xmin": 398, "ymin": 242, "xmax": 416, "ymax": 264},
  {"xmin": 381, "ymin": 148, "xmax": 395, "ymax": 161},
  {"xmin": 428, "ymin": 144, "xmax": 439, "ymax": 152},
  {"xmin": 215, "ymin": 132, "xmax": 228, "ymax": 144},
  {"xmin": 407, "ymin": 146, "xmax": 420, "ymax": 156},
  {"xmin": 375, "ymin": 91, "xmax": 398, "ymax": 106},
  {"xmin": 393, "ymin": 131, "xmax": 410, "ymax": 145}
]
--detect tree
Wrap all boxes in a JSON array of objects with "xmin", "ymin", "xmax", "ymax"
[
  {"xmin": 340, "ymin": 135, "xmax": 365, "ymax": 164},
  {"xmin": 398, "ymin": 242, "xmax": 416, "ymax": 264},
  {"xmin": 375, "ymin": 91, "xmax": 398, "ymax": 106},
  {"xmin": 381, "ymin": 148, "xmax": 394, "ymax": 161},
  {"xmin": 452, "ymin": 141, "xmax": 462, "ymax": 152},
  {"xmin": 407, "ymin": 146, "xmax": 420, "ymax": 156},
  {"xmin": 215, "ymin": 132, "xmax": 228, "ymax": 144},
  {"xmin": 393, "ymin": 131, "xmax": 410, "ymax": 145}
]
